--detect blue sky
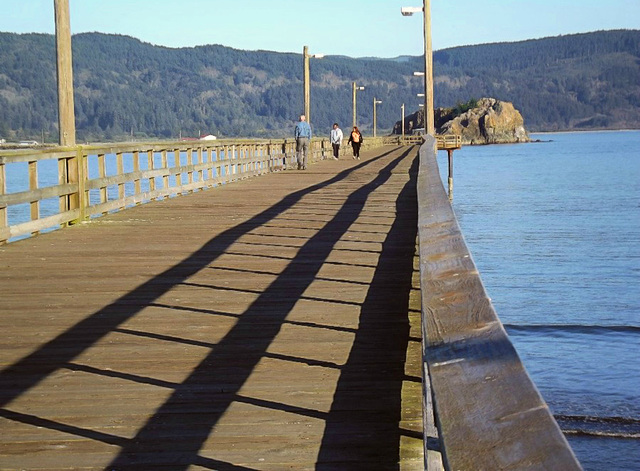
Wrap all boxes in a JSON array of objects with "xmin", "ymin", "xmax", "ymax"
[{"xmin": 1, "ymin": 0, "xmax": 639, "ymax": 57}]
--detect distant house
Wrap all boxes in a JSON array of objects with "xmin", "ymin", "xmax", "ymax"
[{"xmin": 200, "ymin": 134, "xmax": 217, "ymax": 141}]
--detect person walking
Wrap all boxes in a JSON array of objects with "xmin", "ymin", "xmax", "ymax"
[
  {"xmin": 294, "ymin": 115, "xmax": 312, "ymax": 170},
  {"xmin": 330, "ymin": 123, "xmax": 343, "ymax": 160},
  {"xmin": 348, "ymin": 125, "xmax": 363, "ymax": 160}
]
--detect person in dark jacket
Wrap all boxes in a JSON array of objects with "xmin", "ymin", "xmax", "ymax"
[{"xmin": 348, "ymin": 126, "xmax": 363, "ymax": 159}]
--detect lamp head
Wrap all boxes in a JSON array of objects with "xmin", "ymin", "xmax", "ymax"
[{"xmin": 401, "ymin": 6, "xmax": 422, "ymax": 16}]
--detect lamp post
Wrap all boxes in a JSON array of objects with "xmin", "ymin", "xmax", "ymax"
[
  {"xmin": 303, "ymin": 45, "xmax": 324, "ymax": 126},
  {"xmin": 54, "ymin": 0, "xmax": 76, "ymax": 146},
  {"xmin": 352, "ymin": 82, "xmax": 365, "ymax": 128},
  {"xmin": 401, "ymin": 1, "xmax": 434, "ymax": 136},
  {"xmin": 373, "ymin": 98, "xmax": 382, "ymax": 137},
  {"xmin": 401, "ymin": 103, "xmax": 405, "ymax": 140}
]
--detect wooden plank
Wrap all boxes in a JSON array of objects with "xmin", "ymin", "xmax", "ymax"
[{"xmin": 0, "ymin": 183, "xmax": 77, "ymax": 207}]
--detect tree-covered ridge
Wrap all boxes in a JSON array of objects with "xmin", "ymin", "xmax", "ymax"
[{"xmin": 0, "ymin": 29, "xmax": 638, "ymax": 141}]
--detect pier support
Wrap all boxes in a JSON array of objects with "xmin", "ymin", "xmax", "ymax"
[{"xmin": 447, "ymin": 149, "xmax": 454, "ymax": 200}]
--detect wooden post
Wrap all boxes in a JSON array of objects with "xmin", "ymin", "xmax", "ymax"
[
  {"xmin": 352, "ymin": 82, "xmax": 356, "ymax": 128},
  {"xmin": 447, "ymin": 148, "xmax": 454, "ymax": 200},
  {"xmin": 133, "ymin": 151, "xmax": 141, "ymax": 199},
  {"xmin": 29, "ymin": 161, "xmax": 39, "ymax": 234},
  {"xmin": 423, "ymin": 0, "xmax": 435, "ymax": 136},
  {"xmin": 54, "ymin": 0, "xmax": 76, "ymax": 146},
  {"xmin": 373, "ymin": 97, "xmax": 377, "ymax": 138},
  {"xmin": 0, "ymin": 163, "xmax": 6, "ymax": 244},
  {"xmin": 98, "ymin": 153, "xmax": 107, "ymax": 211},
  {"xmin": 303, "ymin": 46, "xmax": 310, "ymax": 124},
  {"xmin": 401, "ymin": 103, "xmax": 405, "ymax": 142},
  {"xmin": 148, "ymin": 151, "xmax": 156, "ymax": 197},
  {"xmin": 116, "ymin": 152, "xmax": 125, "ymax": 204},
  {"xmin": 76, "ymin": 146, "xmax": 86, "ymax": 221},
  {"xmin": 161, "ymin": 150, "xmax": 168, "ymax": 190}
]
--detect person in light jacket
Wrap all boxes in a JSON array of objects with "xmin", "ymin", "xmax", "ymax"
[
  {"xmin": 294, "ymin": 115, "xmax": 312, "ymax": 170},
  {"xmin": 330, "ymin": 123, "xmax": 343, "ymax": 160}
]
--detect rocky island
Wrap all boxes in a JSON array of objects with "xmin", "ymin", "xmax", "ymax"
[{"xmin": 395, "ymin": 97, "xmax": 530, "ymax": 145}]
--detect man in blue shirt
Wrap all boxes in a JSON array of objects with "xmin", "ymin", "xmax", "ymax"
[{"xmin": 294, "ymin": 115, "xmax": 312, "ymax": 170}]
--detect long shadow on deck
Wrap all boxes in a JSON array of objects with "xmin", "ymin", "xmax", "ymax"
[
  {"xmin": 316, "ymin": 156, "xmax": 419, "ymax": 470},
  {"xmin": 0, "ymin": 147, "xmax": 418, "ymax": 470}
]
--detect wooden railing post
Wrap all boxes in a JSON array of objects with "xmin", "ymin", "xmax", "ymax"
[
  {"xmin": 29, "ymin": 160, "xmax": 39, "ymax": 236},
  {"xmin": 97, "ymin": 153, "xmax": 107, "ymax": 213},
  {"xmin": 76, "ymin": 146, "xmax": 87, "ymax": 221},
  {"xmin": 147, "ymin": 151, "xmax": 156, "ymax": 197},
  {"xmin": 133, "ymin": 151, "xmax": 141, "ymax": 200},
  {"xmin": 0, "ymin": 162, "xmax": 7, "ymax": 244},
  {"xmin": 161, "ymin": 150, "xmax": 169, "ymax": 190},
  {"xmin": 116, "ymin": 152, "xmax": 125, "ymax": 205}
]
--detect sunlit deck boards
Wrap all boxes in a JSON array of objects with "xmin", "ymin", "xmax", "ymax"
[{"xmin": 0, "ymin": 146, "xmax": 425, "ymax": 470}]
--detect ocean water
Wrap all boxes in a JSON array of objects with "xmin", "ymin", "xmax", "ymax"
[{"xmin": 437, "ymin": 131, "xmax": 640, "ymax": 470}]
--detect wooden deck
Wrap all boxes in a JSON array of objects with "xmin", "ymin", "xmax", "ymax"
[{"xmin": 0, "ymin": 146, "xmax": 425, "ymax": 470}]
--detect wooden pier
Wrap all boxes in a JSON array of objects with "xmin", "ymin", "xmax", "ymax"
[
  {"xmin": 0, "ymin": 137, "xmax": 583, "ymax": 470},
  {"xmin": 0, "ymin": 145, "xmax": 426, "ymax": 469}
]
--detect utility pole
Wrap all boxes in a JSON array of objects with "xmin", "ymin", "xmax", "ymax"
[
  {"xmin": 54, "ymin": 0, "xmax": 76, "ymax": 146},
  {"xmin": 373, "ymin": 98, "xmax": 382, "ymax": 137},
  {"xmin": 303, "ymin": 46, "xmax": 310, "ymax": 124},
  {"xmin": 303, "ymin": 46, "xmax": 324, "ymax": 126},
  {"xmin": 423, "ymin": 0, "xmax": 434, "ymax": 135},
  {"xmin": 352, "ymin": 82, "xmax": 364, "ymax": 128}
]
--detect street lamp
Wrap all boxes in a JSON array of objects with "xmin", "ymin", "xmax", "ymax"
[
  {"xmin": 401, "ymin": 103, "xmax": 405, "ymax": 140},
  {"xmin": 352, "ymin": 82, "xmax": 365, "ymax": 128},
  {"xmin": 303, "ymin": 45, "xmax": 325, "ymax": 126},
  {"xmin": 401, "ymin": 1, "xmax": 434, "ymax": 136},
  {"xmin": 373, "ymin": 98, "xmax": 382, "ymax": 137}
]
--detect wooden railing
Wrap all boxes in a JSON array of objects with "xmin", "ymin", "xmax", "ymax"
[
  {"xmin": 436, "ymin": 134, "xmax": 462, "ymax": 149},
  {"xmin": 383, "ymin": 134, "xmax": 462, "ymax": 149},
  {"xmin": 416, "ymin": 135, "xmax": 582, "ymax": 470},
  {"xmin": 0, "ymin": 137, "xmax": 387, "ymax": 244}
]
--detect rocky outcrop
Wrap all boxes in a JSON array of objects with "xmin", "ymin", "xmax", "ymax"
[
  {"xmin": 394, "ymin": 97, "xmax": 530, "ymax": 145},
  {"xmin": 439, "ymin": 98, "xmax": 529, "ymax": 144}
]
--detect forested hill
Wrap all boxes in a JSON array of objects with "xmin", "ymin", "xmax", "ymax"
[{"xmin": 0, "ymin": 29, "xmax": 638, "ymax": 141}]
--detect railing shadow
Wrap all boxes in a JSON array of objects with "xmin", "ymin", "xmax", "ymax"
[
  {"xmin": 0, "ymin": 146, "xmax": 418, "ymax": 469},
  {"xmin": 316, "ymin": 155, "xmax": 419, "ymax": 470}
]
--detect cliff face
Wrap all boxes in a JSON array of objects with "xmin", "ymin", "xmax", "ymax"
[
  {"xmin": 395, "ymin": 97, "xmax": 530, "ymax": 145},
  {"xmin": 438, "ymin": 98, "xmax": 529, "ymax": 144}
]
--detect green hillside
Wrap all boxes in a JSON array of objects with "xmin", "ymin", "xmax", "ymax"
[{"xmin": 0, "ymin": 29, "xmax": 638, "ymax": 142}]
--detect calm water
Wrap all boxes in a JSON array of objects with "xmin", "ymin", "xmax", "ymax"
[{"xmin": 437, "ymin": 131, "xmax": 640, "ymax": 470}]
